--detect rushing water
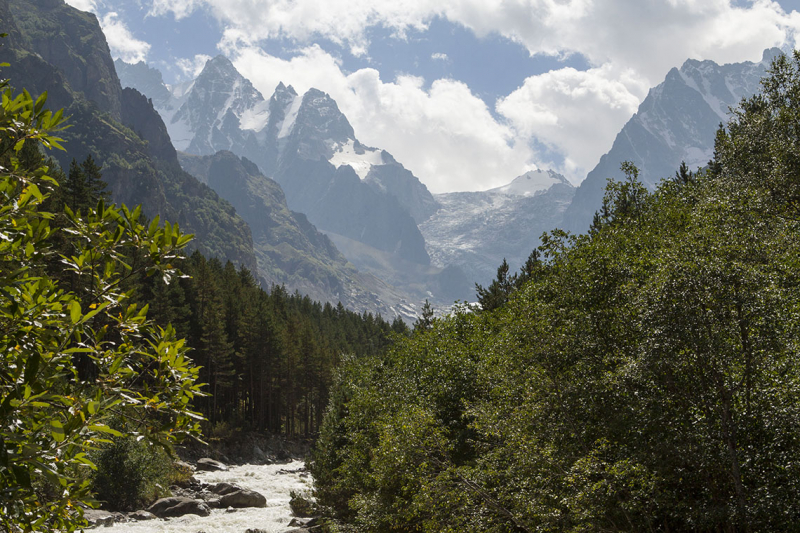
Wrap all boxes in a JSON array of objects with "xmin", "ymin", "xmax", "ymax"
[{"xmin": 107, "ymin": 460, "xmax": 311, "ymax": 533}]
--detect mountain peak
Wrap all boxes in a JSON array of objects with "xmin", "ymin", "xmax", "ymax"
[
  {"xmin": 489, "ymin": 169, "xmax": 571, "ymax": 197},
  {"xmin": 762, "ymin": 47, "xmax": 783, "ymax": 64},
  {"xmin": 274, "ymin": 82, "xmax": 298, "ymax": 97},
  {"xmin": 287, "ymin": 88, "xmax": 354, "ymax": 143},
  {"xmin": 198, "ymin": 54, "xmax": 241, "ymax": 80}
]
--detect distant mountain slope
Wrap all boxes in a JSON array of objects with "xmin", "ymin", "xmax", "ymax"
[
  {"xmin": 562, "ymin": 49, "xmax": 780, "ymax": 233},
  {"xmin": 179, "ymin": 150, "xmax": 418, "ymax": 313},
  {"xmin": 421, "ymin": 170, "xmax": 575, "ymax": 286},
  {"xmin": 116, "ymin": 56, "xmax": 438, "ymax": 265},
  {"xmin": 0, "ymin": 0, "xmax": 257, "ymax": 271}
]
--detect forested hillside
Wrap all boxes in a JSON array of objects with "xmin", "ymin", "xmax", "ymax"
[
  {"xmin": 138, "ymin": 251, "xmax": 407, "ymax": 436},
  {"xmin": 311, "ymin": 53, "xmax": 800, "ymax": 532}
]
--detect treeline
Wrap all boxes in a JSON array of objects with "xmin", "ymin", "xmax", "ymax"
[
  {"xmin": 310, "ymin": 54, "xmax": 800, "ymax": 531},
  {"xmin": 137, "ymin": 252, "xmax": 407, "ymax": 437}
]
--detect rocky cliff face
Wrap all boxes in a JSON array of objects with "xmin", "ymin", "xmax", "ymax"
[
  {"xmin": 9, "ymin": 0, "xmax": 123, "ymax": 120},
  {"xmin": 562, "ymin": 49, "xmax": 779, "ymax": 234},
  {"xmin": 0, "ymin": 0, "xmax": 257, "ymax": 272},
  {"xmin": 421, "ymin": 170, "xmax": 575, "ymax": 287}
]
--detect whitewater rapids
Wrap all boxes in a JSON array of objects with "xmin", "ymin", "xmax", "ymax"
[{"xmin": 106, "ymin": 460, "xmax": 310, "ymax": 533}]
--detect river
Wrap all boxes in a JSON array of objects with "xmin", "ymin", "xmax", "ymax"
[{"xmin": 106, "ymin": 460, "xmax": 310, "ymax": 533}]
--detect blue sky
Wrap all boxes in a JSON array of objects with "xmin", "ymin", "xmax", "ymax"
[{"xmin": 69, "ymin": 0, "xmax": 800, "ymax": 192}]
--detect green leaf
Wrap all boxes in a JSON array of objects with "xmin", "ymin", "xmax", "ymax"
[
  {"xmin": 50, "ymin": 420, "xmax": 66, "ymax": 443},
  {"xmin": 68, "ymin": 300, "xmax": 81, "ymax": 324},
  {"xmin": 23, "ymin": 352, "xmax": 40, "ymax": 384},
  {"xmin": 88, "ymin": 424, "xmax": 123, "ymax": 438}
]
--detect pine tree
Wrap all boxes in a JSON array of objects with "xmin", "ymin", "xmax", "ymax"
[
  {"xmin": 413, "ymin": 299, "xmax": 435, "ymax": 331},
  {"xmin": 65, "ymin": 158, "xmax": 90, "ymax": 211},
  {"xmin": 64, "ymin": 155, "xmax": 108, "ymax": 211},
  {"xmin": 475, "ymin": 258, "xmax": 514, "ymax": 311},
  {"xmin": 81, "ymin": 154, "xmax": 109, "ymax": 202},
  {"xmin": 674, "ymin": 160, "xmax": 694, "ymax": 185}
]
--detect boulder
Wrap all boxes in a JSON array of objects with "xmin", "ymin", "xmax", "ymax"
[
  {"xmin": 205, "ymin": 497, "xmax": 222, "ymax": 508},
  {"xmin": 83, "ymin": 509, "xmax": 115, "ymax": 527},
  {"xmin": 219, "ymin": 489, "xmax": 267, "ymax": 508},
  {"xmin": 147, "ymin": 497, "xmax": 211, "ymax": 518},
  {"xmin": 196, "ymin": 457, "xmax": 229, "ymax": 472},
  {"xmin": 252, "ymin": 444, "xmax": 268, "ymax": 462},
  {"xmin": 128, "ymin": 510, "xmax": 156, "ymax": 521},
  {"xmin": 209, "ymin": 482, "xmax": 242, "ymax": 495}
]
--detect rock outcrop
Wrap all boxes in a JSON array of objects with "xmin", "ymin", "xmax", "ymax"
[
  {"xmin": 219, "ymin": 489, "xmax": 267, "ymax": 508},
  {"xmin": 147, "ymin": 496, "xmax": 211, "ymax": 518},
  {"xmin": 196, "ymin": 458, "xmax": 229, "ymax": 472}
]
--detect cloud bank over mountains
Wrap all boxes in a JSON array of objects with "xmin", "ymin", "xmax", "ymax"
[{"xmin": 70, "ymin": 0, "xmax": 800, "ymax": 192}]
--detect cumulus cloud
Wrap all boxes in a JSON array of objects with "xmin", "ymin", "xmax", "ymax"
[
  {"xmin": 100, "ymin": 12, "xmax": 151, "ymax": 63},
  {"xmin": 233, "ymin": 45, "xmax": 534, "ymax": 192},
  {"xmin": 64, "ymin": 0, "xmax": 99, "ymax": 11},
  {"xmin": 176, "ymin": 54, "xmax": 213, "ymax": 79},
  {"xmin": 148, "ymin": 0, "xmax": 202, "ymax": 20},
  {"xmin": 145, "ymin": 0, "xmax": 798, "ymax": 73},
  {"xmin": 431, "ymin": 52, "xmax": 449, "ymax": 61},
  {"xmin": 497, "ymin": 64, "xmax": 649, "ymax": 179}
]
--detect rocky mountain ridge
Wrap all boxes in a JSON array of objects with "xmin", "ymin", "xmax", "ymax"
[
  {"xmin": 117, "ymin": 56, "xmax": 438, "ymax": 265},
  {"xmin": 178, "ymin": 150, "xmax": 420, "ymax": 318},
  {"xmin": 562, "ymin": 48, "xmax": 780, "ymax": 233},
  {"xmin": 1, "ymin": 0, "xmax": 258, "ymax": 272}
]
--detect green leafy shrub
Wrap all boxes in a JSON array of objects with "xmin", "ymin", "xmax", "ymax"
[
  {"xmin": 290, "ymin": 490, "xmax": 317, "ymax": 517},
  {"xmin": 91, "ymin": 437, "xmax": 177, "ymax": 511}
]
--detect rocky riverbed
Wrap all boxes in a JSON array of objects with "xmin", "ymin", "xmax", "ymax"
[{"xmin": 101, "ymin": 460, "xmax": 315, "ymax": 533}]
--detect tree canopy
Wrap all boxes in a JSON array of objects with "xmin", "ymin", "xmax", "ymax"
[{"xmin": 0, "ymin": 83, "xmax": 203, "ymax": 530}]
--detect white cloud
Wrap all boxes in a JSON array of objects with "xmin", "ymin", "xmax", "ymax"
[
  {"xmin": 431, "ymin": 52, "xmax": 449, "ymax": 61},
  {"xmin": 233, "ymin": 45, "xmax": 535, "ymax": 192},
  {"xmin": 148, "ymin": 0, "xmax": 201, "ymax": 19},
  {"xmin": 100, "ymin": 12, "xmax": 151, "ymax": 63},
  {"xmin": 176, "ymin": 54, "xmax": 213, "ymax": 79},
  {"xmin": 64, "ymin": 0, "xmax": 99, "ymax": 11},
  {"xmin": 497, "ymin": 64, "xmax": 649, "ymax": 180},
  {"xmin": 145, "ymin": 0, "xmax": 799, "ymax": 73}
]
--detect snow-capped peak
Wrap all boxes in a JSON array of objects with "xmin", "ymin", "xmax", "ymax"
[
  {"xmin": 329, "ymin": 139, "xmax": 384, "ymax": 179},
  {"xmin": 278, "ymin": 93, "xmax": 303, "ymax": 139},
  {"xmin": 489, "ymin": 169, "xmax": 570, "ymax": 196},
  {"xmin": 239, "ymin": 99, "xmax": 271, "ymax": 132}
]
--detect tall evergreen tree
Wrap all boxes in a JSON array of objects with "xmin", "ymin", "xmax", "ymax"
[{"xmin": 475, "ymin": 258, "xmax": 514, "ymax": 311}]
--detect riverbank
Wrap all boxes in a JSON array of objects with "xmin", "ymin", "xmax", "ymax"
[
  {"xmin": 177, "ymin": 431, "xmax": 314, "ymax": 467},
  {"xmin": 103, "ymin": 460, "xmax": 313, "ymax": 533}
]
